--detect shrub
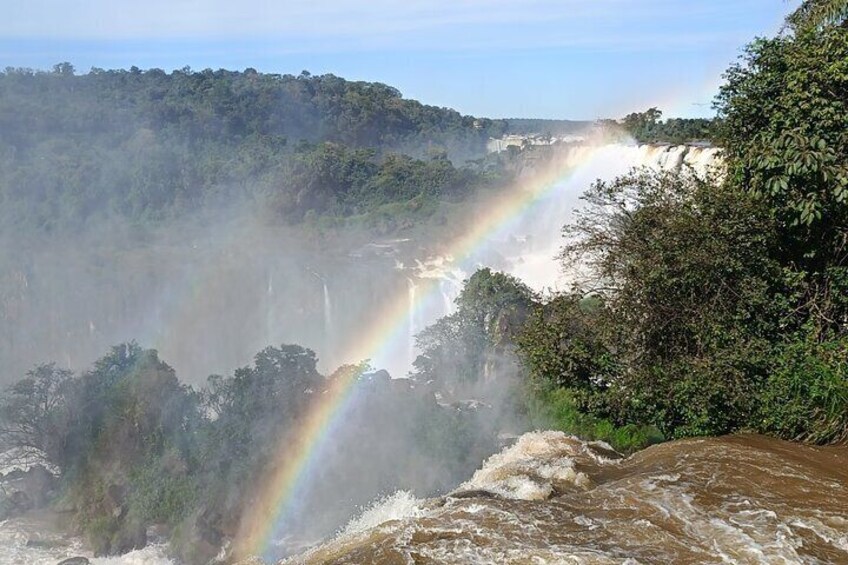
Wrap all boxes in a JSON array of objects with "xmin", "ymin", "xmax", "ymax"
[{"xmin": 758, "ymin": 338, "xmax": 848, "ymax": 443}]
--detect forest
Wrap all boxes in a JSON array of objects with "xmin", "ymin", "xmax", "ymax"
[{"xmin": 0, "ymin": 66, "xmax": 507, "ymax": 233}]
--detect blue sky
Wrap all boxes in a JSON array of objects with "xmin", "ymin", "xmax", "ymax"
[{"xmin": 2, "ymin": 1, "xmax": 800, "ymax": 119}]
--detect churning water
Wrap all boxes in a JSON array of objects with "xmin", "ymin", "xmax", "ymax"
[
  {"xmin": 5, "ymin": 431, "xmax": 846, "ymax": 564},
  {"xmin": 0, "ymin": 516, "xmax": 174, "ymax": 564},
  {"xmin": 288, "ymin": 432, "xmax": 848, "ymax": 564}
]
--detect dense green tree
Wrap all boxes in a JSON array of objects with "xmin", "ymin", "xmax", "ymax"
[
  {"xmin": 0, "ymin": 363, "xmax": 73, "ymax": 465},
  {"xmin": 615, "ymin": 108, "xmax": 713, "ymax": 144},
  {"xmin": 716, "ymin": 11, "xmax": 848, "ymax": 337},
  {"xmin": 413, "ymin": 269, "xmax": 534, "ymax": 388},
  {"xmin": 523, "ymin": 2, "xmax": 848, "ymax": 442},
  {"xmin": 0, "ymin": 67, "xmax": 502, "ymax": 233},
  {"xmin": 789, "ymin": 0, "xmax": 848, "ymax": 29},
  {"xmin": 550, "ymin": 169, "xmax": 782, "ymax": 437},
  {"xmin": 563, "ymin": 170, "xmax": 781, "ymax": 362},
  {"xmin": 516, "ymin": 295, "xmax": 616, "ymax": 394}
]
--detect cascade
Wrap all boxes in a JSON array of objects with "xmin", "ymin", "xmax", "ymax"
[
  {"xmin": 265, "ymin": 272, "xmax": 276, "ymax": 347},
  {"xmin": 463, "ymin": 143, "xmax": 720, "ymax": 292},
  {"xmin": 366, "ymin": 143, "xmax": 722, "ymax": 378},
  {"xmin": 295, "ymin": 432, "xmax": 848, "ymax": 564},
  {"xmin": 406, "ymin": 277, "xmax": 417, "ymax": 365},
  {"xmin": 439, "ymin": 281, "xmax": 453, "ymax": 316},
  {"xmin": 322, "ymin": 281, "xmax": 332, "ymax": 335}
]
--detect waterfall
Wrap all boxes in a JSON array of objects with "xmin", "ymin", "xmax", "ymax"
[
  {"xmin": 0, "ymin": 143, "xmax": 721, "ymax": 385},
  {"xmin": 265, "ymin": 272, "xmax": 275, "ymax": 346},
  {"xmin": 367, "ymin": 143, "xmax": 723, "ymax": 378},
  {"xmin": 496, "ymin": 143, "xmax": 721, "ymax": 291},
  {"xmin": 406, "ymin": 277, "xmax": 417, "ymax": 364},
  {"xmin": 440, "ymin": 281, "xmax": 453, "ymax": 316},
  {"xmin": 323, "ymin": 281, "xmax": 332, "ymax": 334}
]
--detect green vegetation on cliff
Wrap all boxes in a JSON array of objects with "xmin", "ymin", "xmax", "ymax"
[
  {"xmin": 0, "ymin": 67, "xmax": 506, "ymax": 232},
  {"xmin": 0, "ymin": 342, "xmax": 497, "ymax": 561},
  {"xmin": 604, "ymin": 107, "xmax": 713, "ymax": 144},
  {"xmin": 516, "ymin": 2, "xmax": 848, "ymax": 444}
]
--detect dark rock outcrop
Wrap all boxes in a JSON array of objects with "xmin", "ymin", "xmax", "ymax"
[
  {"xmin": 57, "ymin": 558, "xmax": 91, "ymax": 565},
  {"xmin": 172, "ymin": 507, "xmax": 229, "ymax": 565},
  {"xmin": 89, "ymin": 483, "xmax": 147, "ymax": 556},
  {"xmin": 0, "ymin": 464, "xmax": 58, "ymax": 519}
]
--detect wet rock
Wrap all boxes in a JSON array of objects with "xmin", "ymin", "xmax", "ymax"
[
  {"xmin": 57, "ymin": 558, "xmax": 91, "ymax": 565},
  {"xmin": 9, "ymin": 490, "xmax": 33, "ymax": 512},
  {"xmin": 27, "ymin": 538, "xmax": 67, "ymax": 550},
  {"xmin": 172, "ymin": 507, "xmax": 228, "ymax": 565},
  {"xmin": 113, "ymin": 521, "xmax": 147, "ymax": 554},
  {"xmin": 446, "ymin": 489, "xmax": 501, "ymax": 500},
  {"xmin": 0, "ymin": 464, "xmax": 57, "ymax": 519}
]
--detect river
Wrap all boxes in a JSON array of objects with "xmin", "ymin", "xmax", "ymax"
[{"xmin": 289, "ymin": 432, "xmax": 848, "ymax": 564}]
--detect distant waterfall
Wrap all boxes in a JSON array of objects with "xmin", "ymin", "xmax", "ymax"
[
  {"xmin": 440, "ymin": 281, "xmax": 453, "ymax": 316},
  {"xmin": 323, "ymin": 281, "xmax": 333, "ymax": 334},
  {"xmin": 406, "ymin": 277, "xmax": 417, "ymax": 363},
  {"xmin": 497, "ymin": 143, "xmax": 722, "ymax": 291},
  {"xmin": 265, "ymin": 272, "xmax": 275, "ymax": 346}
]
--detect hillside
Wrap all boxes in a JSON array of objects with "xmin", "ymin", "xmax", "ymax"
[{"xmin": 0, "ymin": 65, "xmax": 508, "ymax": 232}]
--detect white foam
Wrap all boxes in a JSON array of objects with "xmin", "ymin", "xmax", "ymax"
[
  {"xmin": 0, "ymin": 518, "xmax": 174, "ymax": 565},
  {"xmin": 340, "ymin": 490, "xmax": 425, "ymax": 537},
  {"xmin": 90, "ymin": 546, "xmax": 175, "ymax": 565},
  {"xmin": 457, "ymin": 431, "xmax": 595, "ymax": 500},
  {"xmin": 0, "ymin": 448, "xmax": 61, "ymax": 476}
]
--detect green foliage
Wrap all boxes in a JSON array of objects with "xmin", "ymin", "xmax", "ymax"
[
  {"xmin": 757, "ymin": 337, "xmax": 848, "ymax": 443},
  {"xmin": 0, "ymin": 343, "xmax": 205, "ymax": 554},
  {"xmin": 788, "ymin": 0, "xmax": 848, "ymax": 29},
  {"xmin": 0, "ymin": 67, "xmax": 500, "ymax": 233},
  {"xmin": 544, "ymin": 159, "xmax": 833, "ymax": 441},
  {"xmin": 616, "ymin": 107, "xmax": 713, "ymax": 144},
  {"xmin": 414, "ymin": 268, "xmax": 534, "ymax": 386},
  {"xmin": 127, "ymin": 459, "xmax": 198, "ymax": 526},
  {"xmin": 259, "ymin": 143, "xmax": 480, "ymax": 223},
  {"xmin": 525, "ymin": 388, "xmax": 662, "ymax": 453},
  {"xmin": 563, "ymin": 169, "xmax": 782, "ymax": 362},
  {"xmin": 198, "ymin": 344, "xmax": 323, "ymax": 488},
  {"xmin": 620, "ymin": 342, "xmax": 770, "ymax": 439},
  {"xmin": 0, "ymin": 363, "xmax": 73, "ymax": 462},
  {"xmin": 716, "ymin": 25, "xmax": 848, "ymax": 235},
  {"xmin": 517, "ymin": 294, "xmax": 618, "ymax": 392},
  {"xmin": 522, "ymin": 4, "xmax": 848, "ymax": 445},
  {"xmin": 716, "ymin": 13, "xmax": 848, "ymax": 338}
]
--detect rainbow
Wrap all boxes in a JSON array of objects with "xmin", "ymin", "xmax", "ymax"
[{"xmin": 232, "ymin": 144, "xmax": 610, "ymax": 560}]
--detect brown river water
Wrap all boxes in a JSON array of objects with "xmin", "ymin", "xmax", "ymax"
[{"xmin": 284, "ymin": 432, "xmax": 848, "ymax": 565}]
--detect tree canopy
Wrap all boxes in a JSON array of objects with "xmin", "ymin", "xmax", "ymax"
[{"xmin": 0, "ymin": 66, "xmax": 506, "ymax": 233}]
